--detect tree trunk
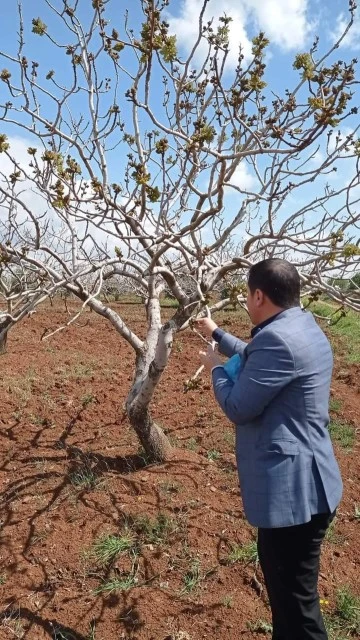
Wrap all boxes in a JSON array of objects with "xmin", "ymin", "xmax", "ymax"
[
  {"xmin": 127, "ymin": 403, "xmax": 172, "ymax": 463},
  {"xmin": 125, "ymin": 309, "xmax": 177, "ymax": 462},
  {"xmin": 0, "ymin": 330, "xmax": 8, "ymax": 355},
  {"xmin": 0, "ymin": 318, "xmax": 11, "ymax": 355},
  {"xmin": 125, "ymin": 347, "xmax": 173, "ymax": 463},
  {"xmin": 124, "ymin": 296, "xmax": 201, "ymax": 462}
]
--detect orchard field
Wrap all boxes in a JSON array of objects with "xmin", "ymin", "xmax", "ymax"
[{"xmin": 0, "ymin": 301, "xmax": 359, "ymax": 640}]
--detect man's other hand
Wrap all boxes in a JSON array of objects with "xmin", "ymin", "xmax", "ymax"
[{"xmin": 199, "ymin": 344, "xmax": 222, "ymax": 371}]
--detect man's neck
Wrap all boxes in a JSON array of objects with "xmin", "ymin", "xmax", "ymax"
[
  {"xmin": 255, "ymin": 306, "xmax": 285, "ymax": 326},
  {"xmin": 251, "ymin": 308, "xmax": 285, "ymax": 338}
]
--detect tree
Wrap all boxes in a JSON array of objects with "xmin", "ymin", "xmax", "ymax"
[
  {"xmin": 349, "ymin": 272, "xmax": 360, "ymax": 290},
  {"xmin": 0, "ymin": 0, "xmax": 359, "ymax": 461},
  {"xmin": 0, "ymin": 246, "xmax": 67, "ymax": 353}
]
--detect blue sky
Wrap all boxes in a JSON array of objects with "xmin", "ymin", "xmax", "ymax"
[
  {"xmin": 0, "ymin": 0, "xmax": 359, "ymax": 257},
  {"xmin": 1, "ymin": 1, "xmax": 358, "ymax": 152},
  {"xmin": 7, "ymin": 2, "xmax": 357, "ymax": 90},
  {"xmin": 1, "ymin": 0, "xmax": 357, "ymax": 120}
]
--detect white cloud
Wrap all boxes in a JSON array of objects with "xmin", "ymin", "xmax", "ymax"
[
  {"xmin": 308, "ymin": 149, "xmax": 325, "ymax": 165},
  {"xmin": 230, "ymin": 162, "xmax": 257, "ymax": 191},
  {"xmin": 168, "ymin": 0, "xmax": 311, "ymax": 68},
  {"xmin": 0, "ymin": 136, "xmax": 47, "ymax": 227},
  {"xmin": 327, "ymin": 126, "xmax": 355, "ymax": 155},
  {"xmin": 331, "ymin": 11, "xmax": 360, "ymax": 49},
  {"xmin": 243, "ymin": 0, "xmax": 311, "ymax": 50},
  {"xmin": 168, "ymin": 0, "xmax": 252, "ymax": 68},
  {"xmin": 0, "ymin": 136, "xmax": 36, "ymax": 171}
]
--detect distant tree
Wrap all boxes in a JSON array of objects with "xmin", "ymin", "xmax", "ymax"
[
  {"xmin": 327, "ymin": 277, "xmax": 350, "ymax": 291},
  {"xmin": 349, "ymin": 272, "xmax": 360, "ymax": 290},
  {"xmin": 0, "ymin": 253, "xmax": 64, "ymax": 353},
  {"xmin": 0, "ymin": 0, "xmax": 359, "ymax": 460}
]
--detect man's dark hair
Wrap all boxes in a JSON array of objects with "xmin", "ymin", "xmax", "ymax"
[{"xmin": 248, "ymin": 258, "xmax": 300, "ymax": 308}]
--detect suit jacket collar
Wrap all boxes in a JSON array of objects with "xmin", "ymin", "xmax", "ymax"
[{"xmin": 251, "ymin": 306, "xmax": 303, "ymax": 338}]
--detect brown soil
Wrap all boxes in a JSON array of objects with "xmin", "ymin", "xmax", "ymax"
[{"xmin": 0, "ymin": 303, "xmax": 359, "ymax": 640}]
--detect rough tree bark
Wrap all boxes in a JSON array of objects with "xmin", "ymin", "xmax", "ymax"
[{"xmin": 0, "ymin": 317, "xmax": 11, "ymax": 354}]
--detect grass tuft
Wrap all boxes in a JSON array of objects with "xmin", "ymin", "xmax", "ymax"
[
  {"xmin": 94, "ymin": 574, "xmax": 137, "ymax": 595},
  {"xmin": 181, "ymin": 558, "xmax": 202, "ymax": 594},
  {"xmin": 69, "ymin": 466, "xmax": 100, "ymax": 491},
  {"xmin": 329, "ymin": 420, "xmax": 355, "ymax": 451},
  {"xmin": 133, "ymin": 512, "xmax": 183, "ymax": 545},
  {"xmin": 207, "ymin": 449, "xmax": 220, "ymax": 461},
  {"xmin": 324, "ymin": 586, "xmax": 360, "ymax": 638},
  {"xmin": 88, "ymin": 533, "xmax": 136, "ymax": 566},
  {"xmin": 227, "ymin": 540, "xmax": 258, "ymax": 565},
  {"xmin": 246, "ymin": 619, "xmax": 272, "ymax": 634}
]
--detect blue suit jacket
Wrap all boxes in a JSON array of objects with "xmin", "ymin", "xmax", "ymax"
[{"xmin": 212, "ymin": 307, "xmax": 343, "ymax": 528}]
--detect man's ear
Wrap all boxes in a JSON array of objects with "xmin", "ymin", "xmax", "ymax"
[{"xmin": 255, "ymin": 289, "xmax": 265, "ymax": 306}]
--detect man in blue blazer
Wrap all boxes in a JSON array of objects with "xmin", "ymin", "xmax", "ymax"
[{"xmin": 197, "ymin": 258, "xmax": 342, "ymax": 640}]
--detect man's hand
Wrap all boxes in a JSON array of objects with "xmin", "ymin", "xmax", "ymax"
[
  {"xmin": 194, "ymin": 317, "xmax": 218, "ymax": 338},
  {"xmin": 199, "ymin": 344, "xmax": 222, "ymax": 372}
]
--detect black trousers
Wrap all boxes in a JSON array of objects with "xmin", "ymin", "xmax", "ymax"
[{"xmin": 257, "ymin": 511, "xmax": 335, "ymax": 640}]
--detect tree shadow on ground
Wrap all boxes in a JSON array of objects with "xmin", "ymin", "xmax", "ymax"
[{"xmin": 0, "ymin": 606, "xmax": 89, "ymax": 639}]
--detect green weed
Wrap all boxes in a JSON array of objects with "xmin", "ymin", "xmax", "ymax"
[
  {"xmin": 88, "ymin": 533, "xmax": 136, "ymax": 566},
  {"xmin": 221, "ymin": 594, "xmax": 233, "ymax": 608},
  {"xmin": 0, "ymin": 607, "xmax": 25, "ymax": 638},
  {"xmin": 223, "ymin": 429, "xmax": 235, "ymax": 447},
  {"xmin": 329, "ymin": 420, "xmax": 355, "ymax": 450},
  {"xmin": 181, "ymin": 559, "xmax": 201, "ymax": 594},
  {"xmin": 160, "ymin": 297, "xmax": 179, "ymax": 308},
  {"xmin": 173, "ymin": 341, "xmax": 183, "ymax": 353},
  {"xmin": 309, "ymin": 302, "xmax": 360, "ymax": 364},
  {"xmin": 335, "ymin": 587, "xmax": 360, "ymax": 628},
  {"xmin": 133, "ymin": 512, "xmax": 182, "ymax": 545},
  {"xmin": 185, "ymin": 437, "xmax": 198, "ymax": 451},
  {"xmin": 329, "ymin": 398, "xmax": 342, "ymax": 413},
  {"xmin": 86, "ymin": 621, "xmax": 97, "ymax": 640},
  {"xmin": 55, "ymin": 361, "xmax": 96, "ymax": 381},
  {"xmin": 30, "ymin": 530, "xmax": 48, "ymax": 545},
  {"xmin": 51, "ymin": 625, "xmax": 80, "ymax": 639},
  {"xmin": 137, "ymin": 447, "xmax": 153, "ymax": 465},
  {"xmin": 324, "ymin": 586, "xmax": 360, "ymax": 638},
  {"xmin": 325, "ymin": 517, "xmax": 346, "ymax": 545},
  {"xmin": 158, "ymin": 480, "xmax": 180, "ymax": 495},
  {"xmin": 247, "ymin": 619, "xmax": 272, "ymax": 634},
  {"xmin": 40, "ymin": 391, "xmax": 57, "ymax": 411},
  {"xmin": 207, "ymin": 449, "xmax": 220, "ymax": 461},
  {"xmin": 69, "ymin": 466, "xmax": 100, "ymax": 491},
  {"xmin": 227, "ymin": 540, "xmax": 258, "ymax": 565},
  {"xmin": 2, "ymin": 370, "xmax": 37, "ymax": 406},
  {"xmin": 29, "ymin": 414, "xmax": 52, "ymax": 427},
  {"xmin": 72, "ymin": 363, "xmax": 95, "ymax": 378},
  {"xmin": 180, "ymin": 558, "xmax": 216, "ymax": 595},
  {"xmin": 94, "ymin": 574, "xmax": 137, "ymax": 595},
  {"xmin": 81, "ymin": 392, "xmax": 96, "ymax": 407}
]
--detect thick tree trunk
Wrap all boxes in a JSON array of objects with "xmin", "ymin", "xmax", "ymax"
[
  {"xmin": 124, "ymin": 294, "xmax": 202, "ymax": 462},
  {"xmin": 0, "ymin": 330, "xmax": 8, "ymax": 355},
  {"xmin": 127, "ymin": 403, "xmax": 172, "ymax": 463},
  {"xmin": 0, "ymin": 318, "xmax": 11, "ymax": 355},
  {"xmin": 125, "ymin": 305, "xmax": 176, "ymax": 462},
  {"xmin": 126, "ymin": 346, "xmax": 173, "ymax": 463}
]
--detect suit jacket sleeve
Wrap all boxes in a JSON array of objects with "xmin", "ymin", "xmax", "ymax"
[
  {"xmin": 212, "ymin": 331, "xmax": 296, "ymax": 424},
  {"xmin": 217, "ymin": 331, "xmax": 248, "ymax": 358}
]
